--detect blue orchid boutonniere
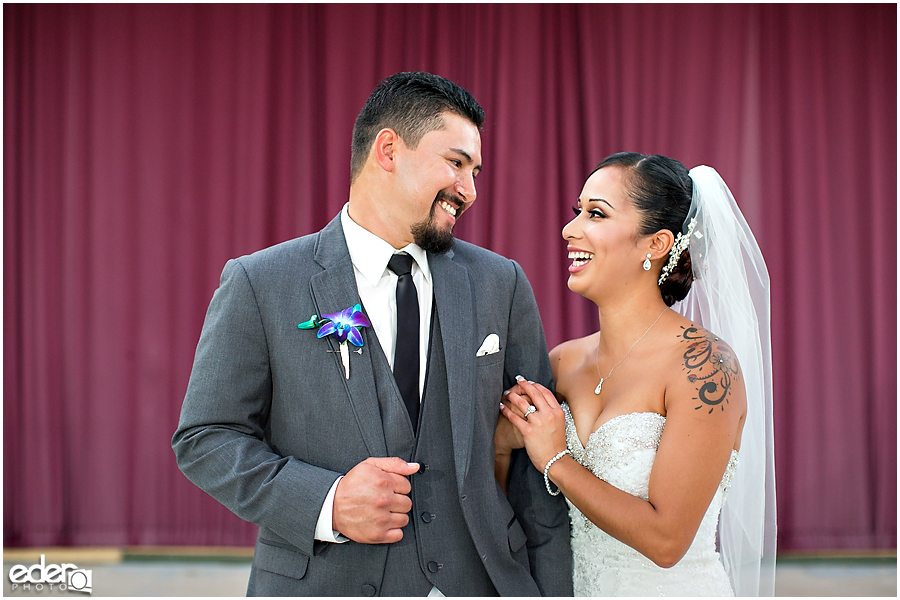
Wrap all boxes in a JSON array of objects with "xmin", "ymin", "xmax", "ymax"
[{"xmin": 298, "ymin": 304, "xmax": 371, "ymax": 379}]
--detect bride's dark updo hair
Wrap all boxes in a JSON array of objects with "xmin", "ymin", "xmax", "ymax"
[{"xmin": 593, "ymin": 152, "xmax": 694, "ymax": 306}]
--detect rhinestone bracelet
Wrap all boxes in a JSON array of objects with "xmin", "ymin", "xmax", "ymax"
[{"xmin": 543, "ymin": 449, "xmax": 571, "ymax": 496}]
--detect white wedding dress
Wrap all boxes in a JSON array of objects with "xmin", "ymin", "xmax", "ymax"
[{"xmin": 563, "ymin": 404, "xmax": 738, "ymax": 596}]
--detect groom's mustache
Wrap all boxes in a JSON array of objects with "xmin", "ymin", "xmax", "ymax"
[{"xmin": 435, "ymin": 190, "xmax": 466, "ymax": 220}]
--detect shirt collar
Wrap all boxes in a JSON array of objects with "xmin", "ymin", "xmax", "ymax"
[{"xmin": 340, "ymin": 203, "xmax": 431, "ymax": 286}]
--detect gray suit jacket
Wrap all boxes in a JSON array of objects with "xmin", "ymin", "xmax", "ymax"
[{"xmin": 173, "ymin": 215, "xmax": 572, "ymax": 595}]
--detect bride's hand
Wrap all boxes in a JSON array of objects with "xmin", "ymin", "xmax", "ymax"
[{"xmin": 499, "ymin": 376, "xmax": 568, "ymax": 471}]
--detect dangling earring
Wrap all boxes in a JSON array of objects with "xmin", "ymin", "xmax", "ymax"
[{"xmin": 642, "ymin": 253, "xmax": 652, "ymax": 271}]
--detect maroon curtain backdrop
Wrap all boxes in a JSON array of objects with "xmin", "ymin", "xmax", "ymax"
[{"xmin": 5, "ymin": 4, "xmax": 895, "ymax": 551}]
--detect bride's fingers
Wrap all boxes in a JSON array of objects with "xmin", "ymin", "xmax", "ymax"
[
  {"xmin": 501, "ymin": 390, "xmax": 528, "ymax": 418},
  {"xmin": 515, "ymin": 376, "xmax": 552, "ymax": 411},
  {"xmin": 515, "ymin": 377, "xmax": 562, "ymax": 411},
  {"xmin": 506, "ymin": 383, "xmax": 525, "ymax": 400},
  {"xmin": 535, "ymin": 383, "xmax": 561, "ymax": 409},
  {"xmin": 505, "ymin": 389, "xmax": 533, "ymax": 415},
  {"xmin": 499, "ymin": 403, "xmax": 528, "ymax": 430},
  {"xmin": 501, "ymin": 400, "xmax": 524, "ymax": 420}
]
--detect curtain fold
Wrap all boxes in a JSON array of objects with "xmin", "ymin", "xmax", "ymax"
[{"xmin": 4, "ymin": 3, "xmax": 895, "ymax": 550}]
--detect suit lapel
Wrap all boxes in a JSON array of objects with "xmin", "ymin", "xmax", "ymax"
[
  {"xmin": 309, "ymin": 216, "xmax": 388, "ymax": 458},
  {"xmin": 429, "ymin": 250, "xmax": 476, "ymax": 487}
]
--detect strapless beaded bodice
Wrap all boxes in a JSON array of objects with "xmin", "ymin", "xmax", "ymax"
[{"xmin": 563, "ymin": 404, "xmax": 738, "ymax": 596}]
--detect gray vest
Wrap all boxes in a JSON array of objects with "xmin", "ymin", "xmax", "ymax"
[{"xmin": 377, "ymin": 311, "xmax": 497, "ymax": 596}]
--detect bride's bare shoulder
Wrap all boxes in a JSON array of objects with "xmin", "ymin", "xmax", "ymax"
[
  {"xmin": 664, "ymin": 318, "xmax": 747, "ymax": 416},
  {"xmin": 549, "ymin": 334, "xmax": 597, "ymax": 401},
  {"xmin": 550, "ymin": 333, "xmax": 597, "ymax": 376}
]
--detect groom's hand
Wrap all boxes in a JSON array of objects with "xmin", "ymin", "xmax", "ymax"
[{"xmin": 332, "ymin": 457, "xmax": 419, "ymax": 544}]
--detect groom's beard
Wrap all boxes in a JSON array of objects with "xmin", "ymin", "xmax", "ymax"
[{"xmin": 411, "ymin": 191, "xmax": 463, "ymax": 254}]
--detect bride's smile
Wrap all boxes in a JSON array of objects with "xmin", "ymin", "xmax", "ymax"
[{"xmin": 563, "ymin": 166, "xmax": 660, "ymax": 301}]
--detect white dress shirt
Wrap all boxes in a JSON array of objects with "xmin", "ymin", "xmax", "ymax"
[{"xmin": 314, "ymin": 204, "xmax": 433, "ymax": 543}]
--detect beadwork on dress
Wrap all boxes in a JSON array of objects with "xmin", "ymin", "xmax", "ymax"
[{"xmin": 562, "ymin": 403, "xmax": 739, "ymax": 596}]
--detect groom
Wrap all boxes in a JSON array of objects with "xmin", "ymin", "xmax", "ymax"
[{"xmin": 173, "ymin": 72, "xmax": 572, "ymax": 596}]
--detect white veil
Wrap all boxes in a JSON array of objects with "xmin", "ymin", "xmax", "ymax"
[{"xmin": 673, "ymin": 166, "xmax": 776, "ymax": 596}]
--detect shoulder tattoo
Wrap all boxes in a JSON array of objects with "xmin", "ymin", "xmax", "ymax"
[{"xmin": 679, "ymin": 326, "xmax": 740, "ymax": 414}]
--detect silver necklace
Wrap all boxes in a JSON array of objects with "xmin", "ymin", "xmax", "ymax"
[{"xmin": 595, "ymin": 306, "xmax": 668, "ymax": 395}]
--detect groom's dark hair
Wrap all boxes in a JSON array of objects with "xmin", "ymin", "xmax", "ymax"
[{"xmin": 350, "ymin": 72, "xmax": 485, "ymax": 184}]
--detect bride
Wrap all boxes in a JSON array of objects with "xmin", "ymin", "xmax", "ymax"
[{"xmin": 495, "ymin": 153, "xmax": 776, "ymax": 596}]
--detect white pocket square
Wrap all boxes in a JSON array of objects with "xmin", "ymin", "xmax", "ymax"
[{"xmin": 476, "ymin": 333, "xmax": 500, "ymax": 356}]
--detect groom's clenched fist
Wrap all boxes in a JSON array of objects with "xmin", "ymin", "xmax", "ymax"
[{"xmin": 332, "ymin": 456, "xmax": 419, "ymax": 544}]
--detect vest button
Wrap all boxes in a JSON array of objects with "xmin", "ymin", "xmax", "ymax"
[
  {"xmin": 421, "ymin": 512, "xmax": 434, "ymax": 523},
  {"xmin": 427, "ymin": 561, "xmax": 441, "ymax": 573},
  {"xmin": 361, "ymin": 584, "xmax": 377, "ymax": 596}
]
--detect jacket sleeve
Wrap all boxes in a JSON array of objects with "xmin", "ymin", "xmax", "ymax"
[
  {"xmin": 503, "ymin": 260, "xmax": 574, "ymax": 596},
  {"xmin": 172, "ymin": 258, "xmax": 339, "ymax": 556}
]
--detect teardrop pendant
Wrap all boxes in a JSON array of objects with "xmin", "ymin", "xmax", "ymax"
[{"xmin": 594, "ymin": 379, "xmax": 604, "ymax": 395}]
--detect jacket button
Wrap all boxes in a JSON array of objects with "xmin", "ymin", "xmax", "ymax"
[
  {"xmin": 427, "ymin": 561, "xmax": 441, "ymax": 573},
  {"xmin": 421, "ymin": 512, "xmax": 434, "ymax": 523},
  {"xmin": 361, "ymin": 584, "xmax": 377, "ymax": 596}
]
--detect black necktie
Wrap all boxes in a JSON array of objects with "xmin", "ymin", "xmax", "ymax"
[{"xmin": 387, "ymin": 253, "xmax": 420, "ymax": 430}]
